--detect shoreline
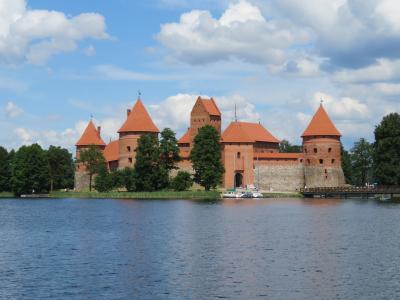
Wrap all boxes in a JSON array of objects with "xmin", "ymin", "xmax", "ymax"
[{"xmin": 1, "ymin": 191, "xmax": 304, "ymax": 200}]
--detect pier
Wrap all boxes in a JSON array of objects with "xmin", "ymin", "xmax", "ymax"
[{"xmin": 300, "ymin": 186, "xmax": 400, "ymax": 199}]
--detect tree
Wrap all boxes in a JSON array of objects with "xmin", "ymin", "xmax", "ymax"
[
  {"xmin": 78, "ymin": 145, "xmax": 106, "ymax": 191},
  {"xmin": 341, "ymin": 145, "xmax": 352, "ymax": 185},
  {"xmin": 12, "ymin": 144, "xmax": 50, "ymax": 196},
  {"xmin": 374, "ymin": 113, "xmax": 400, "ymax": 185},
  {"xmin": 190, "ymin": 125, "xmax": 224, "ymax": 190},
  {"xmin": 159, "ymin": 128, "xmax": 181, "ymax": 172},
  {"xmin": 0, "ymin": 146, "xmax": 11, "ymax": 192},
  {"xmin": 47, "ymin": 146, "xmax": 74, "ymax": 191},
  {"xmin": 171, "ymin": 171, "xmax": 193, "ymax": 191},
  {"xmin": 134, "ymin": 134, "xmax": 168, "ymax": 191},
  {"xmin": 350, "ymin": 138, "xmax": 374, "ymax": 186},
  {"xmin": 94, "ymin": 165, "xmax": 114, "ymax": 192},
  {"xmin": 279, "ymin": 140, "xmax": 302, "ymax": 153},
  {"xmin": 116, "ymin": 168, "xmax": 136, "ymax": 192}
]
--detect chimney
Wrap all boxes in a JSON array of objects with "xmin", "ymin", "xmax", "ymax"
[
  {"xmin": 127, "ymin": 109, "xmax": 131, "ymax": 117},
  {"xmin": 97, "ymin": 126, "xmax": 101, "ymax": 137}
]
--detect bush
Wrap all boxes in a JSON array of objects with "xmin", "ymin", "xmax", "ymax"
[
  {"xmin": 119, "ymin": 168, "xmax": 136, "ymax": 192},
  {"xmin": 171, "ymin": 171, "xmax": 193, "ymax": 191},
  {"xmin": 94, "ymin": 167, "xmax": 114, "ymax": 192}
]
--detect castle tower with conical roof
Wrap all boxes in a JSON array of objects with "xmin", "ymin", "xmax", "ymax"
[
  {"xmin": 118, "ymin": 98, "xmax": 159, "ymax": 168},
  {"xmin": 302, "ymin": 104, "xmax": 345, "ymax": 187},
  {"xmin": 75, "ymin": 120, "xmax": 106, "ymax": 190}
]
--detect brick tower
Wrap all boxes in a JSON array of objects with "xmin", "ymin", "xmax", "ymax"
[
  {"xmin": 75, "ymin": 120, "xmax": 106, "ymax": 190},
  {"xmin": 302, "ymin": 104, "xmax": 345, "ymax": 187},
  {"xmin": 118, "ymin": 98, "xmax": 159, "ymax": 169},
  {"xmin": 178, "ymin": 96, "xmax": 221, "ymax": 152}
]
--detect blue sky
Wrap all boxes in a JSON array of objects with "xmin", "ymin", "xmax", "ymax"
[{"xmin": 1, "ymin": 0, "xmax": 399, "ymax": 152}]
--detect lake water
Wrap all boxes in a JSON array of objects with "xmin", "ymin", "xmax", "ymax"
[{"xmin": 0, "ymin": 198, "xmax": 400, "ymax": 299}]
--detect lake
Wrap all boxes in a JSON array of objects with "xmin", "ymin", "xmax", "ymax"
[{"xmin": 0, "ymin": 198, "xmax": 400, "ymax": 299}]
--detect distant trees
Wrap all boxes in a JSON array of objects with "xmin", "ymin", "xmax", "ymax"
[
  {"xmin": 279, "ymin": 140, "xmax": 302, "ymax": 153},
  {"xmin": 47, "ymin": 146, "xmax": 74, "ymax": 191},
  {"xmin": 190, "ymin": 125, "xmax": 224, "ymax": 190},
  {"xmin": 78, "ymin": 145, "xmax": 105, "ymax": 191},
  {"xmin": 0, "ymin": 146, "xmax": 11, "ymax": 192},
  {"xmin": 341, "ymin": 146, "xmax": 352, "ymax": 184},
  {"xmin": 350, "ymin": 138, "xmax": 374, "ymax": 186},
  {"xmin": 12, "ymin": 144, "xmax": 50, "ymax": 196},
  {"xmin": 374, "ymin": 113, "xmax": 400, "ymax": 185},
  {"xmin": 160, "ymin": 128, "xmax": 181, "ymax": 172}
]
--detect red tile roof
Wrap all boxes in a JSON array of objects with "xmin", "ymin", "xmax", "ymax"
[
  {"xmin": 256, "ymin": 153, "xmax": 303, "ymax": 159},
  {"xmin": 178, "ymin": 128, "xmax": 191, "ymax": 144},
  {"xmin": 104, "ymin": 140, "xmax": 119, "ymax": 162},
  {"xmin": 118, "ymin": 99, "xmax": 159, "ymax": 133},
  {"xmin": 75, "ymin": 120, "xmax": 106, "ymax": 146},
  {"xmin": 198, "ymin": 97, "xmax": 221, "ymax": 116},
  {"xmin": 222, "ymin": 122, "xmax": 280, "ymax": 143},
  {"xmin": 302, "ymin": 105, "xmax": 341, "ymax": 137}
]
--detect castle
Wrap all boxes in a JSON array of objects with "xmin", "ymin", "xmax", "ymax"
[{"xmin": 75, "ymin": 96, "xmax": 345, "ymax": 191}]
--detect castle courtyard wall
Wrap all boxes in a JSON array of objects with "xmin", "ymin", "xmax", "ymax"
[{"xmin": 256, "ymin": 164, "xmax": 305, "ymax": 192}]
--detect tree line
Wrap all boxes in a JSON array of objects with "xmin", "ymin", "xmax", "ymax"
[
  {"xmin": 342, "ymin": 113, "xmax": 400, "ymax": 186},
  {"xmin": 0, "ymin": 144, "xmax": 74, "ymax": 196},
  {"xmin": 80, "ymin": 126, "xmax": 224, "ymax": 193}
]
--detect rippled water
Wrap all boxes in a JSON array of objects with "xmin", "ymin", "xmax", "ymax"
[{"xmin": 1, "ymin": 198, "xmax": 400, "ymax": 299}]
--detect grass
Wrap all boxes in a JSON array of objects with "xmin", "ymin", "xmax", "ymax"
[
  {"xmin": 262, "ymin": 192, "xmax": 303, "ymax": 198},
  {"xmin": 49, "ymin": 190, "xmax": 221, "ymax": 200},
  {"xmin": 0, "ymin": 192, "xmax": 14, "ymax": 198}
]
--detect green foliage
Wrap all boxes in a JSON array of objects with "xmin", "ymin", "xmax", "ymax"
[
  {"xmin": 374, "ymin": 113, "xmax": 400, "ymax": 185},
  {"xmin": 279, "ymin": 140, "xmax": 302, "ymax": 153},
  {"xmin": 171, "ymin": 171, "xmax": 193, "ymax": 191},
  {"xmin": 0, "ymin": 146, "xmax": 11, "ymax": 192},
  {"xmin": 78, "ymin": 145, "xmax": 106, "ymax": 191},
  {"xmin": 94, "ymin": 165, "xmax": 114, "ymax": 192},
  {"xmin": 12, "ymin": 144, "xmax": 50, "ymax": 196},
  {"xmin": 47, "ymin": 146, "xmax": 74, "ymax": 191},
  {"xmin": 134, "ymin": 134, "xmax": 169, "ymax": 191},
  {"xmin": 341, "ymin": 145, "xmax": 352, "ymax": 184},
  {"xmin": 117, "ymin": 168, "xmax": 136, "ymax": 192},
  {"xmin": 350, "ymin": 138, "xmax": 374, "ymax": 186},
  {"xmin": 159, "ymin": 128, "xmax": 181, "ymax": 172},
  {"xmin": 190, "ymin": 125, "xmax": 224, "ymax": 191}
]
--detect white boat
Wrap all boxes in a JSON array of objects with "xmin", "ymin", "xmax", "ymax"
[
  {"xmin": 251, "ymin": 191, "xmax": 264, "ymax": 198},
  {"xmin": 221, "ymin": 191, "xmax": 242, "ymax": 198}
]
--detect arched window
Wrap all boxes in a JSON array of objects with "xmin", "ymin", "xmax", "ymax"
[
  {"xmin": 237, "ymin": 152, "xmax": 241, "ymax": 159},
  {"xmin": 331, "ymin": 159, "xmax": 335, "ymax": 164},
  {"xmin": 328, "ymin": 147, "xmax": 332, "ymax": 153},
  {"xmin": 319, "ymin": 159, "xmax": 323, "ymax": 164},
  {"xmin": 314, "ymin": 148, "xmax": 318, "ymax": 153}
]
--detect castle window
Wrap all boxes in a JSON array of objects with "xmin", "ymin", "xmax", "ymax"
[
  {"xmin": 319, "ymin": 159, "xmax": 323, "ymax": 164},
  {"xmin": 128, "ymin": 158, "xmax": 132, "ymax": 163},
  {"xmin": 300, "ymin": 159, "xmax": 303, "ymax": 163},
  {"xmin": 305, "ymin": 147, "xmax": 307, "ymax": 153},
  {"xmin": 314, "ymin": 148, "xmax": 318, "ymax": 153},
  {"xmin": 127, "ymin": 146, "xmax": 131, "ymax": 152},
  {"xmin": 237, "ymin": 152, "xmax": 241, "ymax": 158},
  {"xmin": 331, "ymin": 159, "xmax": 335, "ymax": 164},
  {"xmin": 307, "ymin": 159, "xmax": 310, "ymax": 164},
  {"xmin": 325, "ymin": 169, "xmax": 327, "ymax": 174},
  {"xmin": 328, "ymin": 147, "xmax": 332, "ymax": 153}
]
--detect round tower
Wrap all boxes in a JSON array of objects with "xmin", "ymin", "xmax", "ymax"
[
  {"xmin": 302, "ymin": 104, "xmax": 345, "ymax": 187},
  {"xmin": 118, "ymin": 98, "xmax": 159, "ymax": 169},
  {"xmin": 75, "ymin": 120, "xmax": 106, "ymax": 190}
]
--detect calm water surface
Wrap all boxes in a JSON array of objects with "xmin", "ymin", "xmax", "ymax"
[{"xmin": 0, "ymin": 198, "xmax": 400, "ymax": 299}]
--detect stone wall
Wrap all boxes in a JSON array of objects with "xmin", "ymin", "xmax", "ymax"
[
  {"xmin": 256, "ymin": 164, "xmax": 305, "ymax": 192},
  {"xmin": 74, "ymin": 171, "xmax": 91, "ymax": 191},
  {"xmin": 304, "ymin": 166, "xmax": 345, "ymax": 187}
]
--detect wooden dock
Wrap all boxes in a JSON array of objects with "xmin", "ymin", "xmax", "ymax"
[{"xmin": 300, "ymin": 186, "xmax": 400, "ymax": 199}]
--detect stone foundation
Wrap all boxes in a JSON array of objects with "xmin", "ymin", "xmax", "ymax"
[
  {"xmin": 304, "ymin": 166, "xmax": 345, "ymax": 188},
  {"xmin": 256, "ymin": 165, "xmax": 305, "ymax": 192}
]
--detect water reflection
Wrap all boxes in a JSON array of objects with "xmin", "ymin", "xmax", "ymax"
[{"xmin": 1, "ymin": 198, "xmax": 400, "ymax": 299}]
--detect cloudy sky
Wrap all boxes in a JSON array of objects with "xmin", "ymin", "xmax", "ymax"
[{"xmin": 1, "ymin": 0, "xmax": 399, "ymax": 152}]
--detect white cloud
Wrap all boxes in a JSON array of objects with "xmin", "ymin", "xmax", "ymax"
[
  {"xmin": 95, "ymin": 65, "xmax": 172, "ymax": 81},
  {"xmin": 0, "ymin": 0, "xmax": 108, "ymax": 64},
  {"xmin": 157, "ymin": 0, "xmax": 311, "ymax": 66},
  {"xmin": 311, "ymin": 92, "xmax": 369, "ymax": 120},
  {"xmin": 5, "ymin": 101, "xmax": 23, "ymax": 117}
]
